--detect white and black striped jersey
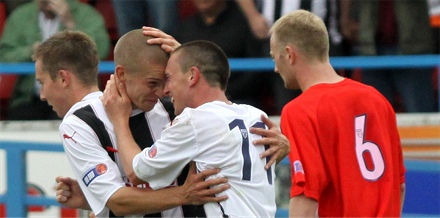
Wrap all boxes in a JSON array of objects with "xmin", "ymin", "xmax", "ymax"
[{"xmin": 59, "ymin": 94, "xmax": 202, "ymax": 217}]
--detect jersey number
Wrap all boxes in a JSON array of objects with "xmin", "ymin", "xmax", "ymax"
[
  {"xmin": 229, "ymin": 119, "xmax": 272, "ymax": 184},
  {"xmin": 355, "ymin": 115, "xmax": 385, "ymax": 181}
]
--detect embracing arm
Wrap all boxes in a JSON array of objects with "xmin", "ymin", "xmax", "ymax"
[
  {"xmin": 250, "ymin": 115, "xmax": 290, "ymax": 169},
  {"xmin": 101, "ymin": 74, "xmax": 145, "ymax": 185},
  {"xmin": 108, "ymin": 163, "xmax": 229, "ymax": 216},
  {"xmin": 56, "ymin": 163, "xmax": 230, "ymax": 216}
]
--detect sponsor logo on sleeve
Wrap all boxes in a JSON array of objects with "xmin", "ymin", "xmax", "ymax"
[
  {"xmin": 293, "ymin": 160, "xmax": 304, "ymax": 175},
  {"xmin": 148, "ymin": 145, "xmax": 157, "ymax": 158},
  {"xmin": 82, "ymin": 163, "xmax": 108, "ymax": 186}
]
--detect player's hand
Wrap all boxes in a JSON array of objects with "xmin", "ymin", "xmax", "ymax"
[
  {"xmin": 142, "ymin": 26, "xmax": 181, "ymax": 53},
  {"xmin": 180, "ymin": 162, "xmax": 230, "ymax": 205},
  {"xmin": 55, "ymin": 176, "xmax": 91, "ymax": 210},
  {"xmin": 250, "ymin": 115, "xmax": 290, "ymax": 169},
  {"xmin": 101, "ymin": 74, "xmax": 132, "ymax": 127},
  {"xmin": 48, "ymin": 0, "xmax": 75, "ymax": 29}
]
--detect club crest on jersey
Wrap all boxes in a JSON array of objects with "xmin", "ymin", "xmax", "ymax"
[
  {"xmin": 293, "ymin": 160, "xmax": 304, "ymax": 175},
  {"xmin": 241, "ymin": 129, "xmax": 248, "ymax": 138},
  {"xmin": 148, "ymin": 145, "xmax": 157, "ymax": 158},
  {"xmin": 82, "ymin": 163, "xmax": 108, "ymax": 186}
]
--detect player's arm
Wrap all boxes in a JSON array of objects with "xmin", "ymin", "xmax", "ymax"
[
  {"xmin": 250, "ymin": 115, "xmax": 290, "ymax": 169},
  {"xmin": 235, "ymin": 0, "xmax": 270, "ymax": 39},
  {"xmin": 56, "ymin": 176, "xmax": 91, "ymax": 210},
  {"xmin": 107, "ymin": 163, "xmax": 229, "ymax": 216},
  {"xmin": 101, "ymin": 74, "xmax": 145, "ymax": 185},
  {"xmin": 400, "ymin": 183, "xmax": 406, "ymax": 214},
  {"xmin": 289, "ymin": 194, "xmax": 318, "ymax": 217},
  {"xmin": 56, "ymin": 164, "xmax": 230, "ymax": 216}
]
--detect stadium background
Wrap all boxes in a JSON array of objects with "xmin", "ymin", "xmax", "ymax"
[{"xmin": 0, "ymin": 0, "xmax": 439, "ymax": 217}]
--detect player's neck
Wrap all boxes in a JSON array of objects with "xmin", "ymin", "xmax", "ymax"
[
  {"xmin": 192, "ymin": 88, "xmax": 229, "ymax": 107},
  {"xmin": 299, "ymin": 62, "xmax": 343, "ymax": 91}
]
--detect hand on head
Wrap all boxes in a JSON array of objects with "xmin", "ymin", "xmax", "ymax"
[{"xmin": 142, "ymin": 26, "xmax": 181, "ymax": 53}]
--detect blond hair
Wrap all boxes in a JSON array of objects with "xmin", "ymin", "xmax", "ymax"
[{"xmin": 270, "ymin": 10, "xmax": 329, "ymax": 62}]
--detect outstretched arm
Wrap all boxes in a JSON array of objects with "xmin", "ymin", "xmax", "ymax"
[{"xmin": 250, "ymin": 115, "xmax": 290, "ymax": 169}]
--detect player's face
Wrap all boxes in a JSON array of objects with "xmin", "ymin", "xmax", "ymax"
[
  {"xmin": 270, "ymin": 36, "xmax": 299, "ymax": 90},
  {"xmin": 35, "ymin": 59, "xmax": 69, "ymax": 118},
  {"xmin": 36, "ymin": 0, "xmax": 57, "ymax": 19},
  {"xmin": 163, "ymin": 53, "xmax": 190, "ymax": 115},
  {"xmin": 123, "ymin": 63, "xmax": 165, "ymax": 112}
]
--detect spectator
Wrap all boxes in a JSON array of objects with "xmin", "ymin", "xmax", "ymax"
[
  {"xmin": 172, "ymin": 0, "xmax": 266, "ymax": 110},
  {"xmin": 111, "ymin": 0, "xmax": 178, "ymax": 37},
  {"xmin": 236, "ymin": 0, "xmax": 351, "ymax": 114},
  {"xmin": 0, "ymin": 0, "xmax": 110, "ymax": 120},
  {"xmin": 342, "ymin": 0, "xmax": 436, "ymax": 112},
  {"xmin": 270, "ymin": 10, "xmax": 405, "ymax": 216}
]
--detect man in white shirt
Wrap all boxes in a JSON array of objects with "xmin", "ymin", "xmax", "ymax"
[
  {"xmin": 39, "ymin": 29, "xmax": 229, "ymax": 217},
  {"xmin": 103, "ymin": 40, "xmax": 287, "ymax": 217}
]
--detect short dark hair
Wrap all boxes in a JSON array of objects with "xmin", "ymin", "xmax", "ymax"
[
  {"xmin": 32, "ymin": 30, "xmax": 99, "ymax": 86},
  {"xmin": 114, "ymin": 29, "xmax": 169, "ymax": 75},
  {"xmin": 172, "ymin": 40, "xmax": 230, "ymax": 91}
]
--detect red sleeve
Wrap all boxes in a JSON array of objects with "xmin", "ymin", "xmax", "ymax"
[{"xmin": 281, "ymin": 105, "xmax": 327, "ymax": 200}]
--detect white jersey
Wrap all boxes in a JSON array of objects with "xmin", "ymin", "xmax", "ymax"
[
  {"xmin": 133, "ymin": 101, "xmax": 277, "ymax": 217},
  {"xmin": 59, "ymin": 94, "xmax": 184, "ymax": 217}
]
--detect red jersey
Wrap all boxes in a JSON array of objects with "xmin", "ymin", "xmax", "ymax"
[{"xmin": 281, "ymin": 79, "xmax": 405, "ymax": 217}]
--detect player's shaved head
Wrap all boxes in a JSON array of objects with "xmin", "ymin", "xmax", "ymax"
[{"xmin": 114, "ymin": 29, "xmax": 169, "ymax": 74}]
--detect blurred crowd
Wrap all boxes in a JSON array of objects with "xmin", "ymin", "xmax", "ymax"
[{"xmin": 0, "ymin": 0, "xmax": 439, "ymax": 120}]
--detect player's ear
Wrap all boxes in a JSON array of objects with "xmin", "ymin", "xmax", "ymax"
[
  {"xmin": 58, "ymin": 69, "xmax": 71, "ymax": 87},
  {"xmin": 114, "ymin": 65, "xmax": 126, "ymax": 82},
  {"xmin": 285, "ymin": 45, "xmax": 296, "ymax": 65},
  {"xmin": 188, "ymin": 66, "xmax": 200, "ymax": 87}
]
